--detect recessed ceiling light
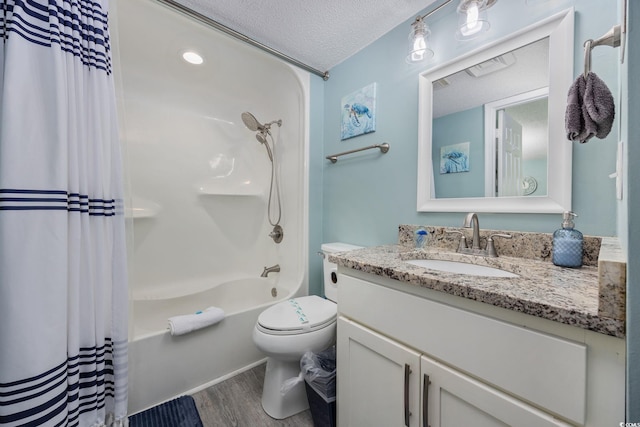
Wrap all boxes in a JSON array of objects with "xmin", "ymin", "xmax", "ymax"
[{"xmin": 182, "ymin": 51, "xmax": 204, "ymax": 65}]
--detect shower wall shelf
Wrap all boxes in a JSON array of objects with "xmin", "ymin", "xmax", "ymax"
[
  {"xmin": 196, "ymin": 188, "xmax": 264, "ymax": 197},
  {"xmin": 195, "ymin": 181, "xmax": 264, "ymax": 197},
  {"xmin": 128, "ymin": 208, "xmax": 158, "ymax": 219},
  {"xmin": 326, "ymin": 142, "xmax": 390, "ymax": 163},
  {"xmin": 126, "ymin": 197, "xmax": 161, "ymax": 219}
]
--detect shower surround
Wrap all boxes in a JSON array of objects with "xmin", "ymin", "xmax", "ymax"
[{"xmin": 112, "ymin": 0, "xmax": 309, "ymax": 413}]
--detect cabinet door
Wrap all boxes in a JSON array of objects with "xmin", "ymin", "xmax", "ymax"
[
  {"xmin": 421, "ymin": 356, "xmax": 572, "ymax": 427},
  {"xmin": 337, "ymin": 317, "xmax": 421, "ymax": 427}
]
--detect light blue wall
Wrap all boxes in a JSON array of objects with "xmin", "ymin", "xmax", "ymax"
[
  {"xmin": 322, "ymin": 0, "xmax": 619, "ymax": 248},
  {"xmin": 433, "ymin": 107, "xmax": 484, "ymax": 198}
]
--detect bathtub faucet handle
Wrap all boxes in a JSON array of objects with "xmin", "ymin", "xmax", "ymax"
[
  {"xmin": 261, "ymin": 264, "xmax": 281, "ymax": 277},
  {"xmin": 269, "ymin": 225, "xmax": 283, "ymax": 243}
]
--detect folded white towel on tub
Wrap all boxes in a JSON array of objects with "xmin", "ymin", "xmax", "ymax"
[{"xmin": 168, "ymin": 307, "xmax": 225, "ymax": 336}]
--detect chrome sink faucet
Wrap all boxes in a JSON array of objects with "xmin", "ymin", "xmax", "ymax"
[
  {"xmin": 446, "ymin": 213, "xmax": 512, "ymax": 257},
  {"xmin": 261, "ymin": 264, "xmax": 280, "ymax": 277},
  {"xmin": 463, "ymin": 212, "xmax": 481, "ymax": 250}
]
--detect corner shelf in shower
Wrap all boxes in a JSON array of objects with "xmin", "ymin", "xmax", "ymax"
[
  {"xmin": 196, "ymin": 181, "xmax": 264, "ymax": 197},
  {"xmin": 126, "ymin": 197, "xmax": 161, "ymax": 219}
]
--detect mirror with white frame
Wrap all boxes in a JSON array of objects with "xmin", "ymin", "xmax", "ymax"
[{"xmin": 417, "ymin": 9, "xmax": 574, "ymax": 213}]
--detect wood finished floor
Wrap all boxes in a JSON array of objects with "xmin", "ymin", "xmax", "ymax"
[{"xmin": 192, "ymin": 363, "xmax": 315, "ymax": 427}]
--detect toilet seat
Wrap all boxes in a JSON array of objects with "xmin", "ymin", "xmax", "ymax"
[{"xmin": 257, "ymin": 295, "xmax": 336, "ymax": 336}]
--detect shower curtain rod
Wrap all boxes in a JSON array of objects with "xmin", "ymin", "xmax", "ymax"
[{"xmin": 155, "ymin": 0, "xmax": 330, "ymax": 80}]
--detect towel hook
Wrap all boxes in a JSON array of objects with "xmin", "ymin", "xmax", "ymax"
[
  {"xmin": 583, "ymin": 39, "xmax": 593, "ymax": 79},
  {"xmin": 583, "ymin": 24, "xmax": 621, "ymax": 79}
]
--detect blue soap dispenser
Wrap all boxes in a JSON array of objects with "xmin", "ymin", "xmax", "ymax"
[{"xmin": 552, "ymin": 211, "xmax": 583, "ymax": 268}]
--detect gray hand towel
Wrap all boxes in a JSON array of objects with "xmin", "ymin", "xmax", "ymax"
[
  {"xmin": 565, "ymin": 72, "xmax": 615, "ymax": 143},
  {"xmin": 565, "ymin": 74, "xmax": 593, "ymax": 143},
  {"xmin": 584, "ymin": 72, "xmax": 615, "ymax": 139}
]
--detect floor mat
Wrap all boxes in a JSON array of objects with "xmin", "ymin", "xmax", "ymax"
[{"xmin": 129, "ymin": 395, "xmax": 203, "ymax": 427}]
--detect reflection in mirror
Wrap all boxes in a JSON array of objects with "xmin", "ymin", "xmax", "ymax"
[
  {"xmin": 417, "ymin": 8, "xmax": 574, "ymax": 213},
  {"xmin": 432, "ymin": 38, "xmax": 548, "ymax": 199},
  {"xmin": 485, "ymin": 87, "xmax": 548, "ymax": 198}
]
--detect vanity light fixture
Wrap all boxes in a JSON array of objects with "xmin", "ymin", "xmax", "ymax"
[
  {"xmin": 455, "ymin": 0, "xmax": 497, "ymax": 41},
  {"xmin": 407, "ymin": 17, "xmax": 434, "ymax": 63},
  {"xmin": 406, "ymin": 0, "xmax": 453, "ymax": 63}
]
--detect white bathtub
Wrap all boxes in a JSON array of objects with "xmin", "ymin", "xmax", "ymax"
[
  {"xmin": 113, "ymin": 0, "xmax": 310, "ymax": 415},
  {"xmin": 132, "ymin": 277, "xmax": 280, "ymax": 339},
  {"xmin": 128, "ymin": 277, "xmax": 300, "ymax": 413}
]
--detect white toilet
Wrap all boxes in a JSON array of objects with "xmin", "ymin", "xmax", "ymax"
[{"xmin": 252, "ymin": 242, "xmax": 362, "ymax": 419}]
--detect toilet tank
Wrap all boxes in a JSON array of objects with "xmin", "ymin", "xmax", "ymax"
[{"xmin": 321, "ymin": 242, "xmax": 363, "ymax": 302}]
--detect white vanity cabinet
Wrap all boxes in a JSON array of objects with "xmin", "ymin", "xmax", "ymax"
[
  {"xmin": 337, "ymin": 317, "xmax": 421, "ymax": 427},
  {"xmin": 336, "ymin": 272, "xmax": 625, "ymax": 427},
  {"xmin": 339, "ymin": 317, "xmax": 572, "ymax": 427},
  {"xmin": 420, "ymin": 355, "xmax": 573, "ymax": 426}
]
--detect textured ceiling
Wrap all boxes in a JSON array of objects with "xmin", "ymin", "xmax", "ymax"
[{"xmin": 173, "ymin": 0, "xmax": 441, "ymax": 73}]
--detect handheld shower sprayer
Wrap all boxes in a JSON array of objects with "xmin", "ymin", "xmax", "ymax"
[
  {"xmin": 240, "ymin": 111, "xmax": 284, "ymax": 243},
  {"xmin": 256, "ymin": 131, "xmax": 274, "ymax": 161}
]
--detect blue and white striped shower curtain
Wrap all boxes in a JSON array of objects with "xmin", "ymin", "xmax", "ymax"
[{"xmin": 0, "ymin": 1, "xmax": 128, "ymax": 426}]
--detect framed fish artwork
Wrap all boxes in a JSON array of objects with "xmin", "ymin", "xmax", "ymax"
[{"xmin": 341, "ymin": 83, "xmax": 377, "ymax": 140}]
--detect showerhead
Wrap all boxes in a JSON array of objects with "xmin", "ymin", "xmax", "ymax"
[
  {"xmin": 241, "ymin": 111, "xmax": 281, "ymax": 163},
  {"xmin": 241, "ymin": 112, "xmax": 282, "ymax": 133},
  {"xmin": 241, "ymin": 112, "xmax": 261, "ymax": 132}
]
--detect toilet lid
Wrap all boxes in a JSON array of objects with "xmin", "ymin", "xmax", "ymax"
[{"xmin": 257, "ymin": 295, "xmax": 336, "ymax": 335}]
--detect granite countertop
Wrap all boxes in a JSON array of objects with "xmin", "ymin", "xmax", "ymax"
[{"xmin": 330, "ymin": 244, "xmax": 625, "ymax": 338}]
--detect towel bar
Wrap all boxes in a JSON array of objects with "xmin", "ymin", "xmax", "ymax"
[
  {"xmin": 583, "ymin": 24, "xmax": 621, "ymax": 78},
  {"xmin": 326, "ymin": 143, "xmax": 390, "ymax": 163}
]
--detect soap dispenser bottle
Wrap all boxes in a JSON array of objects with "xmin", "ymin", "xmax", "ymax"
[{"xmin": 552, "ymin": 211, "xmax": 583, "ymax": 268}]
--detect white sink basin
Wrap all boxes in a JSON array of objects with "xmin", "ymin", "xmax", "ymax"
[{"xmin": 406, "ymin": 259, "xmax": 518, "ymax": 278}]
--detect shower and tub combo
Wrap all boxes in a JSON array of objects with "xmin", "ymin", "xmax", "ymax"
[{"xmin": 113, "ymin": 0, "xmax": 309, "ymax": 414}]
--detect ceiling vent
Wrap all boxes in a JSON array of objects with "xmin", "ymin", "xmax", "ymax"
[
  {"xmin": 433, "ymin": 77, "xmax": 451, "ymax": 89},
  {"xmin": 465, "ymin": 52, "xmax": 516, "ymax": 77}
]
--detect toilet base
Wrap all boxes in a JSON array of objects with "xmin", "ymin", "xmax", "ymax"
[{"xmin": 261, "ymin": 357, "xmax": 309, "ymax": 419}]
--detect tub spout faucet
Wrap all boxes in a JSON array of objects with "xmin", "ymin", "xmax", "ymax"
[
  {"xmin": 463, "ymin": 212, "xmax": 481, "ymax": 250},
  {"xmin": 261, "ymin": 264, "xmax": 280, "ymax": 277}
]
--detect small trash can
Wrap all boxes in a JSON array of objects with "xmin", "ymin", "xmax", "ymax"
[{"xmin": 300, "ymin": 346, "xmax": 336, "ymax": 427}]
